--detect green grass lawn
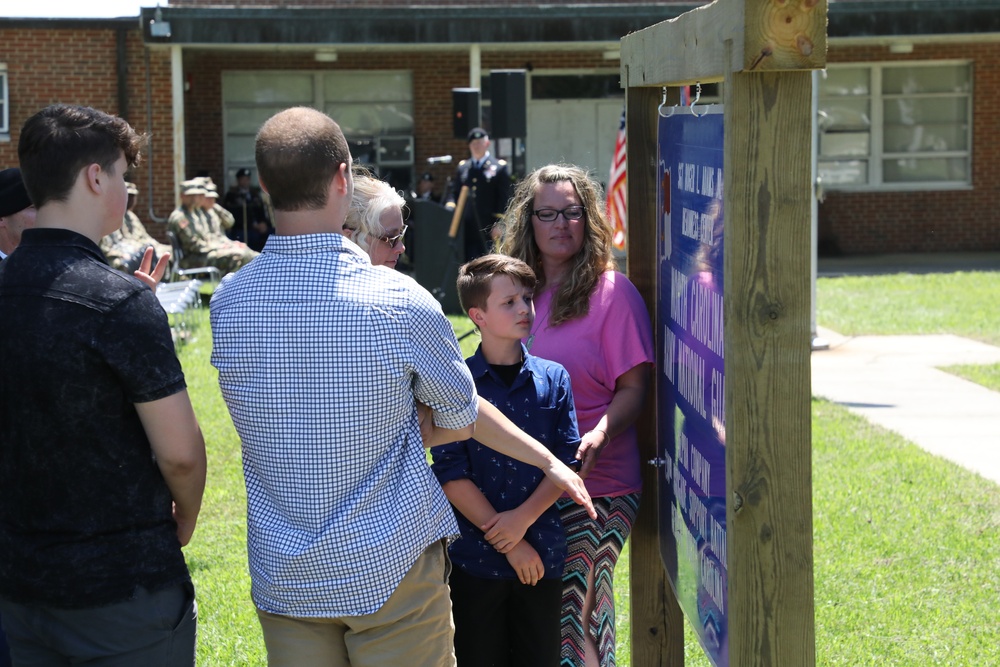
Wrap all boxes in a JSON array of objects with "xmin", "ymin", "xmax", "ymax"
[
  {"xmin": 816, "ymin": 271, "xmax": 1000, "ymax": 346},
  {"xmin": 178, "ymin": 267, "xmax": 1000, "ymax": 665},
  {"xmin": 818, "ymin": 270, "xmax": 1000, "ymax": 392}
]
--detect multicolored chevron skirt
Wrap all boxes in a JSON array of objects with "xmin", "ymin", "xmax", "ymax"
[{"xmin": 557, "ymin": 493, "xmax": 640, "ymax": 667}]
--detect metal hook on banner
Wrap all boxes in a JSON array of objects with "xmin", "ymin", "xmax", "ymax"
[
  {"xmin": 690, "ymin": 82, "xmax": 708, "ymax": 118},
  {"xmin": 657, "ymin": 87, "xmax": 676, "ymax": 117}
]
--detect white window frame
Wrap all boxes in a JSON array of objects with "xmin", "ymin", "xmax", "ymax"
[
  {"xmin": 0, "ymin": 63, "xmax": 10, "ymax": 138},
  {"xmin": 818, "ymin": 60, "xmax": 973, "ymax": 192}
]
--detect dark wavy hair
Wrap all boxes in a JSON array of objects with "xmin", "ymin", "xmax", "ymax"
[{"xmin": 18, "ymin": 105, "xmax": 144, "ymax": 208}]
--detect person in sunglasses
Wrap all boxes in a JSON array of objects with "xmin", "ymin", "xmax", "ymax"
[
  {"xmin": 210, "ymin": 108, "xmax": 594, "ymax": 667},
  {"xmin": 343, "ymin": 169, "xmax": 409, "ymax": 270},
  {"xmin": 499, "ymin": 164, "xmax": 653, "ymax": 667}
]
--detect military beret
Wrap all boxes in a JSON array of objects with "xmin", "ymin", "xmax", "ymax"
[
  {"xmin": 236, "ymin": 168, "xmax": 252, "ymax": 178},
  {"xmin": 421, "ymin": 172, "xmax": 434, "ymax": 182},
  {"xmin": 467, "ymin": 127, "xmax": 488, "ymax": 142}
]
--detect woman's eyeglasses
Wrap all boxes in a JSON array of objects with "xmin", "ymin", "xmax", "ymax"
[
  {"xmin": 531, "ymin": 206, "xmax": 585, "ymax": 222},
  {"xmin": 378, "ymin": 225, "xmax": 408, "ymax": 248}
]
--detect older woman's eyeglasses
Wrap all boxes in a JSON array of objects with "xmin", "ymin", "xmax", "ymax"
[
  {"xmin": 532, "ymin": 206, "xmax": 585, "ymax": 223},
  {"xmin": 377, "ymin": 225, "xmax": 408, "ymax": 248}
]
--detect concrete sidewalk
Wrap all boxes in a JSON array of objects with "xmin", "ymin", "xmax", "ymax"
[{"xmin": 811, "ymin": 327, "xmax": 1000, "ymax": 485}]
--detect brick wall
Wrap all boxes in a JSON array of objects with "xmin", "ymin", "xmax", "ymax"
[
  {"xmin": 5, "ymin": 21, "xmax": 996, "ymax": 255},
  {"xmin": 0, "ymin": 27, "xmax": 175, "ymax": 243},
  {"xmin": 820, "ymin": 41, "xmax": 1000, "ymax": 254}
]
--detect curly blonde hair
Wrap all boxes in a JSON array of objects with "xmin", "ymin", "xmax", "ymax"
[
  {"xmin": 498, "ymin": 164, "xmax": 615, "ymax": 326},
  {"xmin": 343, "ymin": 167, "xmax": 407, "ymax": 254}
]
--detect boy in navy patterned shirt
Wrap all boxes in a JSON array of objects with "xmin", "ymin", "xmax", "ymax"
[{"xmin": 432, "ymin": 254, "xmax": 580, "ymax": 667}]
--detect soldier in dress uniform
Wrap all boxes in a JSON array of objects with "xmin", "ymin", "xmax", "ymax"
[
  {"xmin": 223, "ymin": 167, "xmax": 272, "ymax": 252},
  {"xmin": 445, "ymin": 127, "xmax": 512, "ymax": 261},
  {"xmin": 168, "ymin": 180, "xmax": 257, "ymax": 276},
  {"xmin": 120, "ymin": 181, "xmax": 171, "ymax": 262}
]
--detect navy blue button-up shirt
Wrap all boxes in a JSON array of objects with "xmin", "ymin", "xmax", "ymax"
[{"xmin": 432, "ymin": 344, "xmax": 580, "ymax": 580}]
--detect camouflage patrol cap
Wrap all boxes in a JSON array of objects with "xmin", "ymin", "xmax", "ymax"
[{"xmin": 181, "ymin": 179, "xmax": 207, "ymax": 196}]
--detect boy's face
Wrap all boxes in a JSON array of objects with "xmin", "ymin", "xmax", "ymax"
[{"xmin": 476, "ymin": 275, "xmax": 534, "ymax": 342}]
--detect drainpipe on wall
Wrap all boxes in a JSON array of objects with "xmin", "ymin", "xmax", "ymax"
[
  {"xmin": 116, "ymin": 28, "xmax": 128, "ymax": 121},
  {"xmin": 171, "ymin": 45, "xmax": 186, "ymax": 210},
  {"xmin": 143, "ymin": 46, "xmax": 167, "ymax": 223}
]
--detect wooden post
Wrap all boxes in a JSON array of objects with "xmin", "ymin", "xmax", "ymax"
[
  {"xmin": 621, "ymin": 1, "xmax": 825, "ymax": 665},
  {"xmin": 626, "ymin": 84, "xmax": 686, "ymax": 667}
]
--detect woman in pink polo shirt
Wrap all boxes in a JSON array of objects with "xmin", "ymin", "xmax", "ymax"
[{"xmin": 499, "ymin": 164, "xmax": 654, "ymax": 667}]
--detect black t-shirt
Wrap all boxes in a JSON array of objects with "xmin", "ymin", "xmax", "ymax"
[{"xmin": 0, "ymin": 228, "xmax": 189, "ymax": 607}]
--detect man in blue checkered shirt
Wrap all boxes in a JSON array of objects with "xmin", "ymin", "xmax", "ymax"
[{"xmin": 210, "ymin": 107, "xmax": 592, "ymax": 667}]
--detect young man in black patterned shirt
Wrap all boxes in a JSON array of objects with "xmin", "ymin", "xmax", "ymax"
[{"xmin": 0, "ymin": 104, "xmax": 206, "ymax": 666}]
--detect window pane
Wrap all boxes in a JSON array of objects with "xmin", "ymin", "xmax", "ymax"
[
  {"xmin": 530, "ymin": 74, "xmax": 628, "ymax": 100},
  {"xmin": 222, "ymin": 73, "xmax": 314, "ymax": 104},
  {"xmin": 228, "ymin": 136, "xmax": 257, "ymax": 165},
  {"xmin": 884, "ymin": 97, "xmax": 967, "ymax": 125},
  {"xmin": 883, "ymin": 64, "xmax": 971, "ymax": 95},
  {"xmin": 821, "ymin": 132, "xmax": 870, "ymax": 157},
  {"xmin": 325, "ymin": 102, "xmax": 414, "ymax": 136},
  {"xmin": 323, "ymin": 72, "xmax": 412, "ymax": 102},
  {"xmin": 225, "ymin": 106, "xmax": 288, "ymax": 134},
  {"xmin": 819, "ymin": 160, "xmax": 868, "ymax": 186},
  {"xmin": 819, "ymin": 98, "xmax": 871, "ymax": 131},
  {"xmin": 821, "ymin": 68, "xmax": 870, "ymax": 96},
  {"xmin": 883, "ymin": 157, "xmax": 968, "ymax": 182},
  {"xmin": 884, "ymin": 123, "xmax": 968, "ymax": 153}
]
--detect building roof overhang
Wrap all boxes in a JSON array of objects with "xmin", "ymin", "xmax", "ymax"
[
  {"xmin": 3, "ymin": 2, "xmax": 999, "ymax": 49},
  {"xmin": 132, "ymin": 1, "xmax": 1000, "ymax": 49}
]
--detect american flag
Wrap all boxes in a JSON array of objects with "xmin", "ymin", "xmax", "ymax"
[{"xmin": 607, "ymin": 108, "xmax": 627, "ymax": 250}]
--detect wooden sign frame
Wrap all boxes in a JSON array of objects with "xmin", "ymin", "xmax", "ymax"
[{"xmin": 621, "ymin": 1, "xmax": 826, "ymax": 665}]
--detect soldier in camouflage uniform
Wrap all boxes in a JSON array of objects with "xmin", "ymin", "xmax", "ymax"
[
  {"xmin": 168, "ymin": 180, "xmax": 257, "ymax": 276},
  {"xmin": 197, "ymin": 179, "xmax": 237, "ymax": 239},
  {"xmin": 99, "ymin": 220, "xmax": 145, "ymax": 274},
  {"xmin": 121, "ymin": 181, "xmax": 171, "ymax": 262}
]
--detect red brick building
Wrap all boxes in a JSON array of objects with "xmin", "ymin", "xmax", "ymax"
[{"xmin": 1, "ymin": 1, "xmax": 998, "ymax": 254}]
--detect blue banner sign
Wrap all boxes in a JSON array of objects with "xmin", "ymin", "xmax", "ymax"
[{"xmin": 656, "ymin": 105, "xmax": 728, "ymax": 667}]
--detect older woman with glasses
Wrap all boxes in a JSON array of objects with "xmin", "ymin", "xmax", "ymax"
[
  {"xmin": 497, "ymin": 164, "xmax": 653, "ymax": 667},
  {"xmin": 343, "ymin": 169, "xmax": 409, "ymax": 269}
]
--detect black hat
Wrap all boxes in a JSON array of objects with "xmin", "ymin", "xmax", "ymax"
[
  {"xmin": 236, "ymin": 168, "xmax": 252, "ymax": 178},
  {"xmin": 467, "ymin": 127, "xmax": 488, "ymax": 142},
  {"xmin": 0, "ymin": 168, "xmax": 32, "ymax": 218},
  {"xmin": 420, "ymin": 172, "xmax": 434, "ymax": 182}
]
